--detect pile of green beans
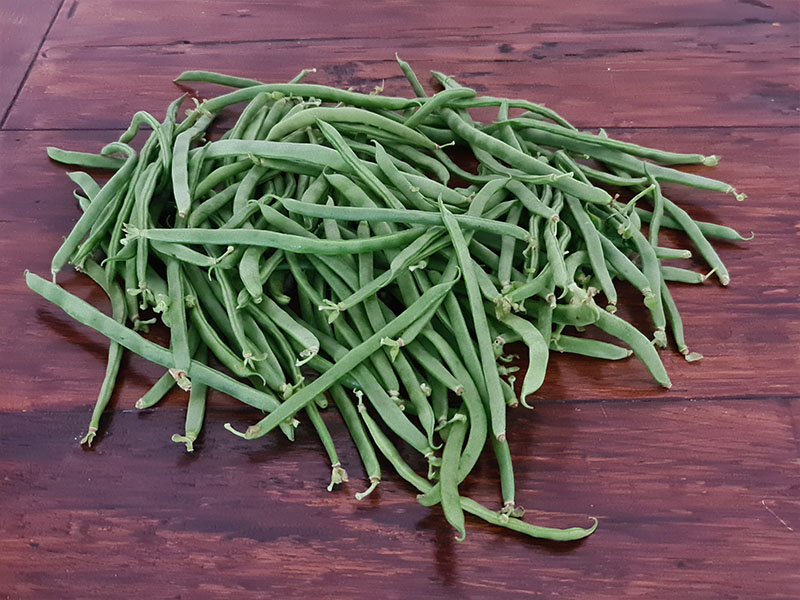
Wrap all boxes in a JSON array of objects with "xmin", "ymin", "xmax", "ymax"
[{"xmin": 27, "ymin": 56, "xmax": 750, "ymax": 542}]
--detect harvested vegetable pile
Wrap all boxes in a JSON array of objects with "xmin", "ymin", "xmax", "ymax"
[{"xmin": 26, "ymin": 57, "xmax": 750, "ymax": 542}]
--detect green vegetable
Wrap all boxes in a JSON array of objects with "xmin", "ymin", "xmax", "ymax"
[{"xmin": 28, "ymin": 58, "xmax": 749, "ymax": 542}]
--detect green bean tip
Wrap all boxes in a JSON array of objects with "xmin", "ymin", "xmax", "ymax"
[
  {"xmin": 171, "ymin": 433, "xmax": 196, "ymax": 452},
  {"xmin": 327, "ymin": 464, "xmax": 349, "ymax": 492},
  {"xmin": 79, "ymin": 427, "xmax": 98, "ymax": 447},
  {"xmin": 354, "ymin": 477, "xmax": 380, "ymax": 500},
  {"xmin": 223, "ymin": 423, "xmax": 249, "ymax": 439}
]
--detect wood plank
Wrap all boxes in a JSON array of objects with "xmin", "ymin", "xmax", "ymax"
[
  {"xmin": 4, "ymin": 2, "xmax": 798, "ymax": 129},
  {"xmin": 40, "ymin": 0, "xmax": 800, "ymax": 47},
  {"xmin": 0, "ymin": 399, "xmax": 797, "ymax": 598},
  {"xmin": 1, "ymin": 126, "xmax": 797, "ymax": 411},
  {"xmin": 0, "ymin": 0, "xmax": 63, "ymax": 126}
]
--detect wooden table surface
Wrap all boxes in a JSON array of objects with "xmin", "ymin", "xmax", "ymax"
[{"xmin": 1, "ymin": 1, "xmax": 799, "ymax": 598}]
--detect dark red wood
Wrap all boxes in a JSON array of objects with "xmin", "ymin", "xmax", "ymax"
[
  {"xmin": 3, "ymin": 1, "xmax": 799, "ymax": 130},
  {"xmin": 0, "ymin": 0, "xmax": 62, "ymax": 124},
  {"xmin": 0, "ymin": 400, "xmax": 798, "ymax": 599},
  {"xmin": 0, "ymin": 1, "xmax": 798, "ymax": 597}
]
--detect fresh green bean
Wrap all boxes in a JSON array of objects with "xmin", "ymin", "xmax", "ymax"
[
  {"xmin": 130, "ymin": 224, "xmax": 426, "ymax": 255},
  {"xmin": 171, "ymin": 345, "xmax": 208, "ymax": 452},
  {"xmin": 51, "ymin": 143, "xmax": 137, "ymax": 280},
  {"xmin": 440, "ymin": 413, "xmax": 469, "ymax": 540}
]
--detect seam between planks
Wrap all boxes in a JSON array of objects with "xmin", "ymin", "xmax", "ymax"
[{"xmin": 0, "ymin": 0, "xmax": 66, "ymax": 131}]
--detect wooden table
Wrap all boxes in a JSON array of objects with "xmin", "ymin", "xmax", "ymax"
[{"xmin": 1, "ymin": 1, "xmax": 798, "ymax": 597}]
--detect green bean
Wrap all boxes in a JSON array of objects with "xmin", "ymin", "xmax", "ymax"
[
  {"xmin": 395, "ymin": 54, "xmax": 427, "ymax": 98},
  {"xmin": 497, "ymin": 203, "xmax": 523, "ymax": 290},
  {"xmin": 247, "ymin": 297, "xmax": 319, "ymax": 365},
  {"xmin": 67, "ymin": 171, "xmax": 102, "ymax": 200},
  {"xmin": 188, "ymin": 300, "xmax": 260, "ymax": 381},
  {"xmin": 227, "ymin": 277, "xmax": 456, "ymax": 440},
  {"xmin": 132, "ymin": 162, "xmax": 161, "ymax": 296},
  {"xmin": 440, "ymin": 413, "xmax": 469, "ymax": 540},
  {"xmin": 490, "ymin": 117, "xmax": 719, "ymax": 166},
  {"xmin": 165, "ymin": 260, "xmax": 191, "ymax": 378},
  {"xmin": 596, "ymin": 231, "xmax": 653, "ymax": 299},
  {"xmin": 135, "ymin": 370, "xmax": 179, "ymax": 410},
  {"xmin": 46, "ymin": 146, "xmax": 126, "ymax": 170},
  {"xmin": 439, "ymin": 201, "xmax": 506, "ymax": 441},
  {"xmin": 51, "ymin": 143, "xmax": 137, "ymax": 280},
  {"xmin": 304, "ymin": 401, "xmax": 348, "ymax": 491},
  {"xmin": 393, "ymin": 144, "xmax": 450, "ymax": 184},
  {"xmin": 373, "ymin": 142, "xmax": 433, "ymax": 211},
  {"xmin": 78, "ymin": 260, "xmax": 127, "ymax": 446},
  {"xmin": 70, "ymin": 184, "xmax": 126, "ymax": 271},
  {"xmin": 26, "ymin": 272, "xmax": 287, "ymax": 412},
  {"xmin": 135, "ymin": 331, "xmax": 202, "ymax": 410},
  {"xmin": 635, "ymin": 207, "xmax": 753, "ymax": 242},
  {"xmin": 228, "ymin": 91, "xmax": 271, "ymax": 142},
  {"xmin": 238, "ymin": 246, "xmax": 264, "ymax": 302},
  {"xmin": 319, "ymin": 228, "xmax": 443, "ymax": 322},
  {"xmin": 564, "ymin": 194, "xmax": 616, "ymax": 307},
  {"xmin": 439, "ymin": 108, "xmax": 612, "ymax": 206},
  {"xmin": 203, "ymin": 139, "xmax": 345, "ymax": 173},
  {"xmin": 277, "ymin": 197, "xmax": 529, "ymax": 241},
  {"xmin": 150, "ymin": 239, "xmax": 227, "ymax": 269},
  {"xmin": 662, "ymin": 196, "xmax": 731, "ymax": 286},
  {"xmin": 518, "ymin": 128, "xmax": 745, "ymax": 200},
  {"xmin": 661, "ymin": 265, "xmax": 707, "ymax": 284},
  {"xmin": 216, "ymin": 268, "xmax": 269, "ymax": 372},
  {"xmin": 405, "ymin": 343, "xmax": 463, "ymax": 395},
  {"xmin": 491, "ymin": 435, "xmax": 518, "ymax": 513},
  {"xmin": 187, "ymin": 183, "xmax": 239, "ymax": 228},
  {"xmin": 404, "ymin": 88, "xmax": 476, "ymax": 129},
  {"xmin": 654, "ymin": 247, "xmax": 692, "ymax": 260},
  {"xmin": 355, "ymin": 223, "xmax": 437, "ymax": 447},
  {"xmin": 495, "ymin": 312, "xmax": 548, "ymax": 407},
  {"xmin": 622, "ymin": 210, "xmax": 667, "ymax": 346},
  {"xmin": 460, "ymin": 497, "xmax": 598, "ymax": 541},
  {"xmin": 645, "ymin": 168, "xmax": 665, "ymax": 247},
  {"xmin": 267, "ymin": 107, "xmax": 436, "ymax": 150},
  {"xmin": 580, "ymin": 164, "xmax": 649, "ymax": 187},
  {"xmin": 593, "ymin": 309, "xmax": 671, "ymax": 388},
  {"xmin": 119, "ymin": 111, "xmax": 172, "ymax": 172},
  {"xmin": 172, "ymin": 113, "xmax": 215, "ymax": 218},
  {"xmin": 171, "ymin": 345, "xmax": 208, "ymax": 452},
  {"xmin": 358, "ymin": 398, "xmax": 430, "ymax": 492},
  {"xmin": 660, "ymin": 279, "xmax": 702, "ymax": 361},
  {"xmin": 266, "ymin": 269, "xmax": 291, "ymax": 305},
  {"xmin": 194, "ymin": 160, "xmax": 252, "ymax": 198},
  {"xmin": 551, "ymin": 334, "xmax": 632, "ymax": 360},
  {"xmin": 131, "ymin": 224, "xmax": 425, "ymax": 255},
  {"xmin": 315, "ymin": 119, "xmax": 405, "ymax": 210},
  {"xmin": 193, "ymin": 81, "xmax": 425, "ymax": 114},
  {"xmin": 543, "ymin": 219, "xmax": 567, "ymax": 290},
  {"xmin": 430, "ymin": 379, "xmax": 449, "ymax": 426},
  {"xmin": 493, "ymin": 100, "xmax": 524, "ymax": 152}
]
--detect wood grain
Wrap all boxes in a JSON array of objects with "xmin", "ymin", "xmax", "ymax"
[
  {"xmin": 3, "ymin": 0, "xmax": 798, "ymax": 129},
  {"xmin": 1, "ymin": 400, "xmax": 798, "ymax": 599},
  {"xmin": 1, "ymin": 0, "xmax": 799, "ymax": 597},
  {"xmin": 0, "ymin": 0, "xmax": 62, "ymax": 125}
]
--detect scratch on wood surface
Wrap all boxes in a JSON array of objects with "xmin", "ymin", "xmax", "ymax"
[{"xmin": 761, "ymin": 499, "xmax": 794, "ymax": 532}]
